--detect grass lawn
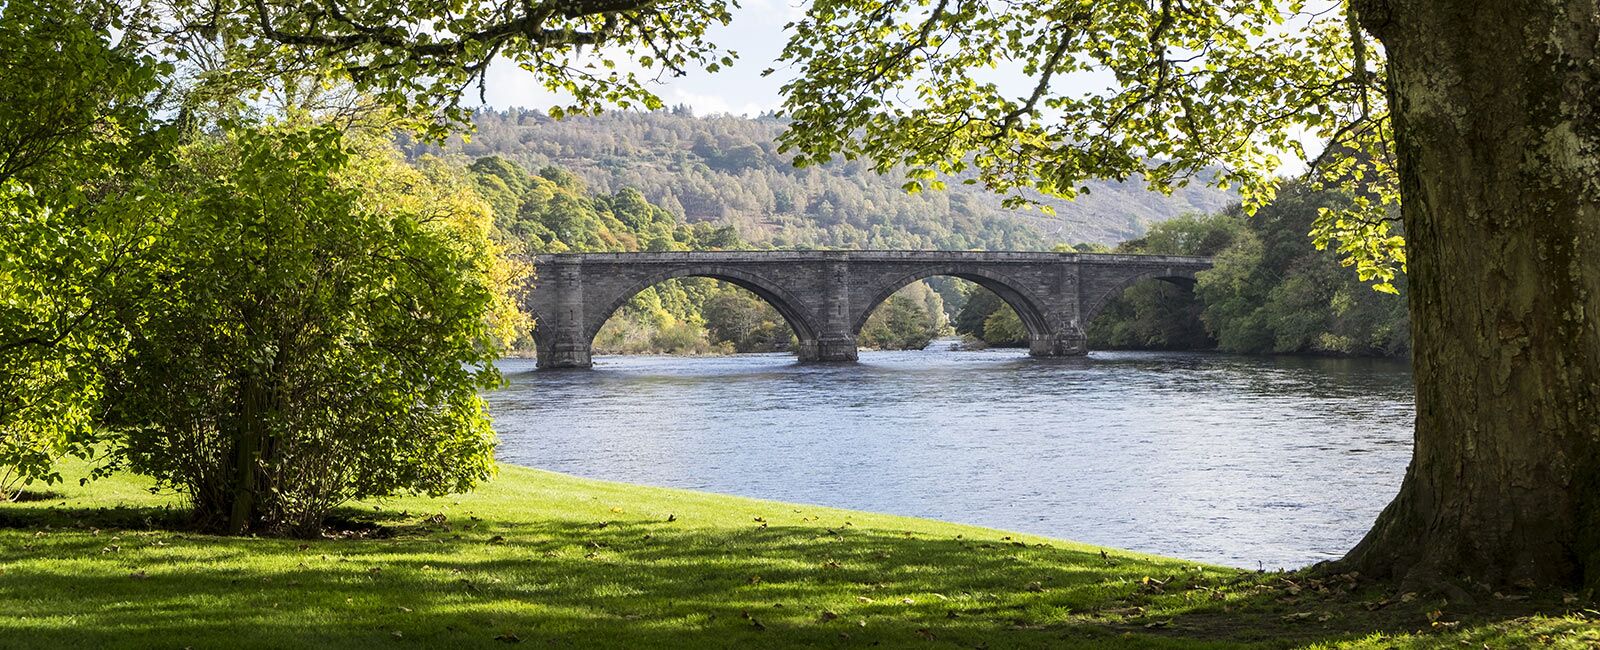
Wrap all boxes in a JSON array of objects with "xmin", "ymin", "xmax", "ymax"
[{"xmin": 1, "ymin": 461, "xmax": 1596, "ymax": 649}]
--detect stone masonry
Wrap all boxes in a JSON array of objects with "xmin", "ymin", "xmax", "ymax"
[{"xmin": 526, "ymin": 250, "xmax": 1212, "ymax": 368}]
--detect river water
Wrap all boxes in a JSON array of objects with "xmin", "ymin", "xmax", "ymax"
[{"xmin": 485, "ymin": 345, "xmax": 1415, "ymax": 570}]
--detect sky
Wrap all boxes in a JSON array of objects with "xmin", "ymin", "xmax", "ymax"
[{"xmin": 477, "ymin": 0, "xmax": 810, "ymax": 116}]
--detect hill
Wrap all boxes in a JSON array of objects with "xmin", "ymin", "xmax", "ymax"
[{"xmin": 403, "ymin": 108, "xmax": 1236, "ymax": 250}]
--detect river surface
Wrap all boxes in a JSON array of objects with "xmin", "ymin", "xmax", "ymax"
[{"xmin": 485, "ymin": 345, "xmax": 1415, "ymax": 570}]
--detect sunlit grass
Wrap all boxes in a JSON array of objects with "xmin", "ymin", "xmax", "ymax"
[{"xmin": 1, "ymin": 460, "xmax": 1595, "ymax": 648}]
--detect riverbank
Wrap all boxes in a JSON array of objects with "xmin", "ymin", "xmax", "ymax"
[{"xmin": 0, "ymin": 461, "xmax": 1592, "ymax": 649}]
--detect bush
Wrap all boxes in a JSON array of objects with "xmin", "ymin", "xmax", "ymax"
[{"xmin": 103, "ymin": 126, "xmax": 509, "ymax": 535}]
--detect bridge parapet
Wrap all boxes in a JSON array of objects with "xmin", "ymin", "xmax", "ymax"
[{"xmin": 525, "ymin": 250, "xmax": 1211, "ymax": 368}]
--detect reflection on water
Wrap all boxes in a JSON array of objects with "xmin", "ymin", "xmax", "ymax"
[{"xmin": 485, "ymin": 345, "xmax": 1414, "ymax": 570}]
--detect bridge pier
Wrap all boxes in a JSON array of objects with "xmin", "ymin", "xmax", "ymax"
[
  {"xmin": 806, "ymin": 337, "xmax": 860, "ymax": 363},
  {"xmin": 537, "ymin": 342, "xmax": 593, "ymax": 369},
  {"xmin": 1030, "ymin": 329, "xmax": 1089, "ymax": 358}
]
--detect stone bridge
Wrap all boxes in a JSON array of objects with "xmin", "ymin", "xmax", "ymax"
[{"xmin": 527, "ymin": 251, "xmax": 1212, "ymax": 368}]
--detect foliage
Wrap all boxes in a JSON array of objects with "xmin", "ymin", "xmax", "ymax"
[
  {"xmin": 115, "ymin": 0, "xmax": 735, "ymax": 138},
  {"xmin": 702, "ymin": 290, "xmax": 795, "ymax": 353},
  {"xmin": 1085, "ymin": 213, "xmax": 1245, "ymax": 351},
  {"xmin": 1197, "ymin": 184, "xmax": 1409, "ymax": 355},
  {"xmin": 980, "ymin": 308, "xmax": 1029, "ymax": 348},
  {"xmin": 775, "ymin": 0, "xmax": 1404, "ymax": 292},
  {"xmin": 859, "ymin": 283, "xmax": 946, "ymax": 351},
  {"xmin": 952, "ymin": 286, "xmax": 1029, "ymax": 347},
  {"xmin": 1087, "ymin": 185, "xmax": 1410, "ymax": 356},
  {"xmin": 0, "ymin": 0, "xmax": 172, "ymax": 499},
  {"xmin": 102, "ymin": 126, "xmax": 505, "ymax": 535}
]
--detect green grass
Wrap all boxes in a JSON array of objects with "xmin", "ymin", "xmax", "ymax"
[{"xmin": 1, "ymin": 461, "xmax": 1596, "ymax": 649}]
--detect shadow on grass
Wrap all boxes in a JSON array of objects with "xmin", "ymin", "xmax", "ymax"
[
  {"xmin": 0, "ymin": 506, "xmax": 1586, "ymax": 649},
  {"xmin": 0, "ymin": 501, "xmax": 188, "ymax": 532},
  {"xmin": 7, "ymin": 490, "xmax": 66, "ymax": 503}
]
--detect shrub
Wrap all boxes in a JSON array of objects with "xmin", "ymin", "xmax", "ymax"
[{"xmin": 103, "ymin": 126, "xmax": 510, "ymax": 535}]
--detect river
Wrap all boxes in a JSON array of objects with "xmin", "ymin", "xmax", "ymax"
[{"xmin": 485, "ymin": 344, "xmax": 1415, "ymax": 570}]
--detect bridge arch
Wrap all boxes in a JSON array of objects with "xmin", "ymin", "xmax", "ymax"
[
  {"xmin": 580, "ymin": 265, "xmax": 822, "ymax": 354},
  {"xmin": 1081, "ymin": 268, "xmax": 1201, "ymax": 327},
  {"xmin": 527, "ymin": 251, "xmax": 1214, "ymax": 368},
  {"xmin": 850, "ymin": 265, "xmax": 1054, "ymax": 344}
]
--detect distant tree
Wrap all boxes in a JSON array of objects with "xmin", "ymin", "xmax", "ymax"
[
  {"xmin": 860, "ymin": 284, "xmax": 944, "ymax": 350},
  {"xmin": 953, "ymin": 289, "xmax": 1004, "ymax": 341},
  {"xmin": 981, "ymin": 308, "xmax": 1028, "ymax": 347},
  {"xmin": 702, "ymin": 289, "xmax": 790, "ymax": 352},
  {"xmin": 1087, "ymin": 213, "xmax": 1243, "ymax": 351},
  {"xmin": 1195, "ymin": 184, "xmax": 1410, "ymax": 356}
]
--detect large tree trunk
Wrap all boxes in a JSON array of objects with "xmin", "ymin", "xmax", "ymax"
[{"xmin": 1341, "ymin": 0, "xmax": 1600, "ymax": 591}]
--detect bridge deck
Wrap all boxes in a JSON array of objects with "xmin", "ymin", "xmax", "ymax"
[{"xmin": 532, "ymin": 250, "xmax": 1212, "ymax": 267}]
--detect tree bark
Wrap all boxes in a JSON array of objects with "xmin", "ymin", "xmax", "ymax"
[
  {"xmin": 227, "ymin": 373, "xmax": 270, "ymax": 535},
  {"xmin": 1341, "ymin": 0, "xmax": 1600, "ymax": 591}
]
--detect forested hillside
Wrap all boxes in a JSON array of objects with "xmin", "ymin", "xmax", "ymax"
[
  {"xmin": 405, "ymin": 108, "xmax": 1236, "ymax": 250},
  {"xmin": 1083, "ymin": 182, "xmax": 1411, "ymax": 357}
]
